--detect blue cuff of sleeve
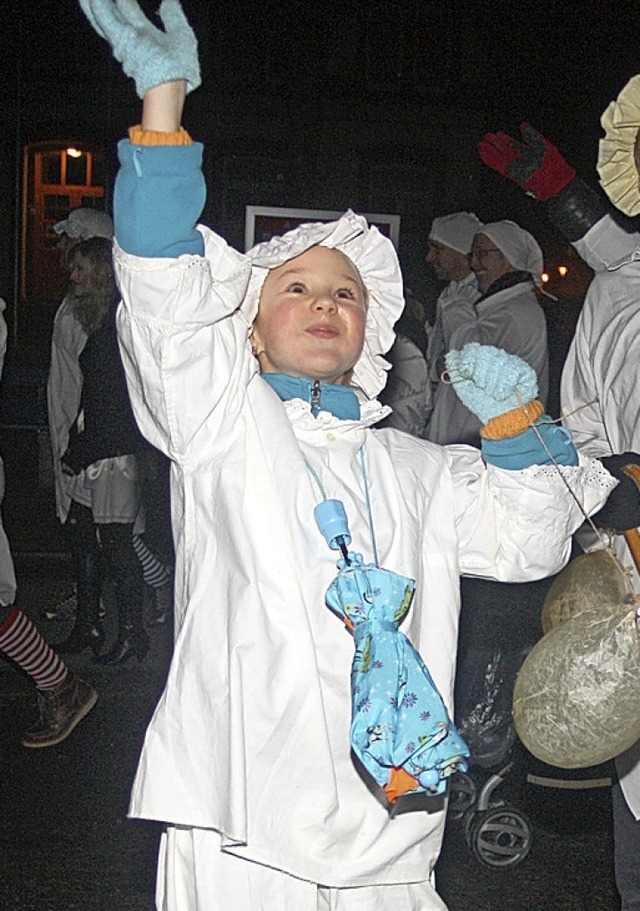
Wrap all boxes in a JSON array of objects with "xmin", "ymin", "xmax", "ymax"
[
  {"xmin": 481, "ymin": 418, "xmax": 579, "ymax": 470},
  {"xmin": 114, "ymin": 140, "xmax": 206, "ymax": 258}
]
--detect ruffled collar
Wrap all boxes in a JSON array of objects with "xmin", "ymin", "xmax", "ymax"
[{"xmin": 262, "ymin": 373, "xmax": 360, "ymax": 419}]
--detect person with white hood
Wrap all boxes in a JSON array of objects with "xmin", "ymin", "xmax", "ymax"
[
  {"xmin": 479, "ymin": 112, "xmax": 640, "ymax": 911},
  {"xmin": 428, "ymin": 218, "xmax": 549, "ymax": 447},
  {"xmin": 432, "ymin": 219, "xmax": 550, "ymax": 763},
  {"xmin": 77, "ymin": 1, "xmax": 617, "ymax": 908},
  {"xmin": 424, "ymin": 212, "xmax": 482, "ymax": 444}
]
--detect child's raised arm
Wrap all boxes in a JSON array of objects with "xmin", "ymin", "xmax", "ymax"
[
  {"xmin": 79, "ymin": 0, "xmax": 205, "ymax": 257},
  {"xmin": 142, "ymin": 81, "xmax": 187, "ymax": 133}
]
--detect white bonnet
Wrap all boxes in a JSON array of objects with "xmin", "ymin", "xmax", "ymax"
[
  {"xmin": 429, "ymin": 212, "xmax": 483, "ymax": 255},
  {"xmin": 478, "ymin": 220, "xmax": 544, "ymax": 286},
  {"xmin": 242, "ymin": 210, "xmax": 405, "ymax": 398},
  {"xmin": 53, "ymin": 207, "xmax": 113, "ymax": 240}
]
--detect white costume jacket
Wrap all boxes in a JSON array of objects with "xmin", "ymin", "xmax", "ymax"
[{"xmin": 113, "ymin": 140, "xmax": 613, "ymax": 900}]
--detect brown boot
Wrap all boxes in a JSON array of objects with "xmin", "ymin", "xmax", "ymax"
[{"xmin": 21, "ymin": 673, "xmax": 98, "ymax": 748}]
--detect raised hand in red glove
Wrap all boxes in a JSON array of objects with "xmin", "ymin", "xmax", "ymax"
[{"xmin": 478, "ymin": 123, "xmax": 576, "ymax": 201}]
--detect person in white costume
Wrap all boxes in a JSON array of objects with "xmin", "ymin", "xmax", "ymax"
[
  {"xmin": 49, "ymin": 209, "xmax": 174, "ymax": 634},
  {"xmin": 49, "ymin": 207, "xmax": 114, "ymax": 532},
  {"xmin": 424, "ymin": 212, "xmax": 482, "ymax": 445},
  {"xmin": 78, "ymin": 2, "xmax": 617, "ymax": 908},
  {"xmin": 479, "ymin": 114, "xmax": 640, "ymax": 911},
  {"xmin": 429, "ymin": 219, "xmax": 549, "ymax": 448}
]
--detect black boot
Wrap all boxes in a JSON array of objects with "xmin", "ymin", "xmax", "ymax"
[
  {"xmin": 95, "ymin": 522, "xmax": 147, "ymax": 666},
  {"xmin": 95, "ymin": 621, "xmax": 149, "ymax": 665},
  {"xmin": 57, "ymin": 552, "xmax": 105, "ymax": 657}
]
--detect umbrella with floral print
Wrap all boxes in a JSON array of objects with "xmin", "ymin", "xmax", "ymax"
[{"xmin": 325, "ymin": 551, "xmax": 470, "ymax": 803}]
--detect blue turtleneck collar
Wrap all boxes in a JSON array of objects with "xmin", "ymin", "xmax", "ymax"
[{"xmin": 261, "ymin": 374, "xmax": 360, "ymax": 420}]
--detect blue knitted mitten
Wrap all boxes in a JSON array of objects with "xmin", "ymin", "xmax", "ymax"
[
  {"xmin": 79, "ymin": 0, "xmax": 201, "ymax": 98},
  {"xmin": 445, "ymin": 342, "xmax": 538, "ymax": 424}
]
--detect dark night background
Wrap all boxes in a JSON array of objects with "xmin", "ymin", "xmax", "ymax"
[{"xmin": 2, "ymin": 0, "xmax": 640, "ymax": 360}]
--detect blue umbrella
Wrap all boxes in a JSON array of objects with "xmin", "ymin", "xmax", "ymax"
[{"xmin": 317, "ymin": 500, "xmax": 469, "ymax": 803}]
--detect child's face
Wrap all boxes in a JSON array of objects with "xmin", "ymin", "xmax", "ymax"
[{"xmin": 251, "ymin": 246, "xmax": 367, "ymax": 385}]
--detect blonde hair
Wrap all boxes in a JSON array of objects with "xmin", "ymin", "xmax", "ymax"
[{"xmin": 69, "ymin": 237, "xmax": 116, "ymax": 334}]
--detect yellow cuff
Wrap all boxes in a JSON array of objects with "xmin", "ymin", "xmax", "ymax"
[
  {"xmin": 128, "ymin": 125, "xmax": 193, "ymax": 146},
  {"xmin": 480, "ymin": 400, "xmax": 544, "ymax": 441}
]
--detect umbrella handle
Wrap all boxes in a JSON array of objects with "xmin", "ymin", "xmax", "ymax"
[
  {"xmin": 622, "ymin": 464, "xmax": 640, "ymax": 575},
  {"xmin": 623, "ymin": 528, "xmax": 640, "ymax": 576}
]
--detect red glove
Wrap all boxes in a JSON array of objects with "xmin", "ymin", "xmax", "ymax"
[{"xmin": 478, "ymin": 123, "xmax": 576, "ymax": 201}]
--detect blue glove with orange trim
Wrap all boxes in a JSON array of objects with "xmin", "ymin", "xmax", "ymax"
[
  {"xmin": 445, "ymin": 342, "xmax": 538, "ymax": 425},
  {"xmin": 78, "ymin": 0, "xmax": 201, "ymax": 98}
]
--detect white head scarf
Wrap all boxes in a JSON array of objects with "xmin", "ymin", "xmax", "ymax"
[
  {"xmin": 478, "ymin": 220, "xmax": 544, "ymax": 287},
  {"xmin": 429, "ymin": 212, "xmax": 483, "ymax": 255},
  {"xmin": 53, "ymin": 208, "xmax": 113, "ymax": 240},
  {"xmin": 242, "ymin": 210, "xmax": 405, "ymax": 399}
]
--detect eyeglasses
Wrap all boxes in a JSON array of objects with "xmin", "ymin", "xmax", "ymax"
[{"xmin": 469, "ymin": 248, "xmax": 501, "ymax": 262}]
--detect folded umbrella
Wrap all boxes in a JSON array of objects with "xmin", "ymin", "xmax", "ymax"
[{"xmin": 325, "ymin": 551, "xmax": 469, "ymax": 803}]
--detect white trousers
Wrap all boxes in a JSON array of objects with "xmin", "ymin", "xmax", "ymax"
[{"xmin": 156, "ymin": 826, "xmax": 446, "ymax": 911}]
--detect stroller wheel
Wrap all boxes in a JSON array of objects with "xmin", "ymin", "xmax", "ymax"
[
  {"xmin": 447, "ymin": 772, "xmax": 478, "ymax": 821},
  {"xmin": 464, "ymin": 804, "xmax": 532, "ymax": 869}
]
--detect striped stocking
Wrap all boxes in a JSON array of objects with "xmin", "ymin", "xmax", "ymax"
[
  {"xmin": 132, "ymin": 533, "xmax": 171, "ymax": 589},
  {"xmin": 0, "ymin": 607, "xmax": 68, "ymax": 691}
]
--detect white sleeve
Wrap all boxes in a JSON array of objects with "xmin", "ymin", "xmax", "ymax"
[
  {"xmin": 560, "ymin": 280, "xmax": 613, "ymax": 459},
  {"xmin": 113, "ymin": 231, "xmax": 253, "ymax": 467},
  {"xmin": 447, "ymin": 445, "xmax": 615, "ymax": 581},
  {"xmin": 573, "ymin": 213, "xmax": 640, "ymax": 272}
]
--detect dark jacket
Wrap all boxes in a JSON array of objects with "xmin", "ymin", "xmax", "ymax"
[{"xmin": 64, "ymin": 301, "xmax": 144, "ymax": 473}]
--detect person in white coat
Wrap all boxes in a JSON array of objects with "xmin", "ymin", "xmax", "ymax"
[
  {"xmin": 479, "ymin": 114, "xmax": 640, "ymax": 911},
  {"xmin": 79, "ymin": 2, "xmax": 617, "ymax": 908},
  {"xmin": 424, "ymin": 212, "xmax": 482, "ymax": 444},
  {"xmin": 49, "ymin": 207, "xmax": 114, "ymax": 533},
  {"xmin": 428, "ymin": 219, "xmax": 550, "ymax": 763},
  {"xmin": 428, "ymin": 219, "xmax": 549, "ymax": 447},
  {"xmin": 48, "ymin": 209, "xmax": 174, "ymax": 630}
]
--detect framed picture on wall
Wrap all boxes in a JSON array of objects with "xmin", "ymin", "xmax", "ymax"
[{"xmin": 244, "ymin": 206, "xmax": 401, "ymax": 252}]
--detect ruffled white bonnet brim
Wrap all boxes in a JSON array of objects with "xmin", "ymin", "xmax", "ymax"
[
  {"xmin": 241, "ymin": 210, "xmax": 405, "ymax": 399},
  {"xmin": 598, "ymin": 74, "xmax": 640, "ymax": 216}
]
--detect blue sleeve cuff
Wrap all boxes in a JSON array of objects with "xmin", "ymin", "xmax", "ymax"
[
  {"xmin": 481, "ymin": 418, "xmax": 579, "ymax": 470},
  {"xmin": 114, "ymin": 140, "xmax": 206, "ymax": 258}
]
